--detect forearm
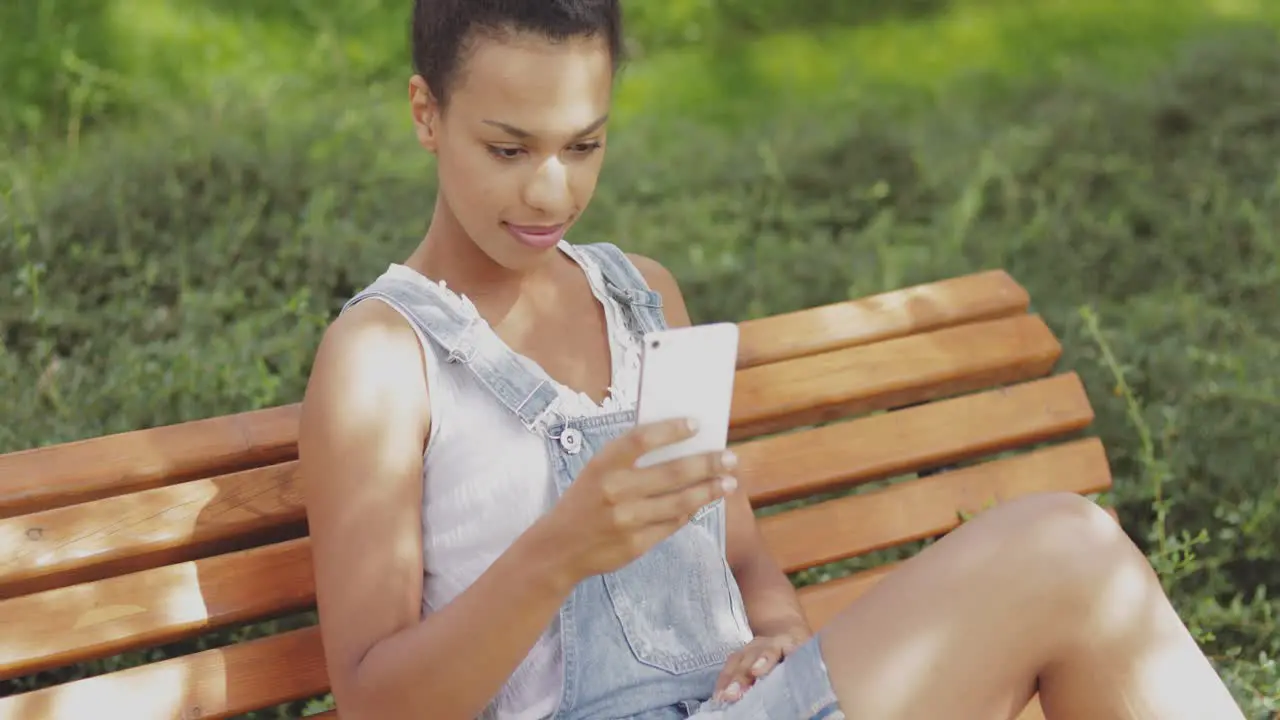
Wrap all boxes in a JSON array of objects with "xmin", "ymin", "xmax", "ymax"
[
  {"xmin": 735, "ymin": 553, "xmax": 812, "ymax": 642},
  {"xmin": 346, "ymin": 523, "xmax": 575, "ymax": 720}
]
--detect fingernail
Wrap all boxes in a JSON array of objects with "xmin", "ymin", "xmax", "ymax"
[
  {"xmin": 686, "ymin": 418, "xmax": 700, "ymax": 432},
  {"xmin": 752, "ymin": 657, "xmax": 768, "ymax": 671},
  {"xmin": 720, "ymin": 476, "xmax": 738, "ymax": 493},
  {"xmin": 724, "ymin": 681, "xmax": 741, "ymax": 699},
  {"xmin": 721, "ymin": 450, "xmax": 738, "ymax": 469}
]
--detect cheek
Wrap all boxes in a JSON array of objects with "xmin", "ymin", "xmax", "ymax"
[
  {"xmin": 439, "ymin": 145, "xmax": 513, "ymax": 214},
  {"xmin": 570, "ymin": 153, "xmax": 606, "ymax": 202}
]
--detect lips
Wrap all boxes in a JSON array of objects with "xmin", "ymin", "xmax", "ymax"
[{"xmin": 504, "ymin": 221, "xmax": 568, "ymax": 250}]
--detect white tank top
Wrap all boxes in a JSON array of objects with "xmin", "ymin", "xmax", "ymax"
[{"xmin": 371, "ymin": 242, "xmax": 644, "ymax": 719}]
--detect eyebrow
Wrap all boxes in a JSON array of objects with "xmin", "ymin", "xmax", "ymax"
[{"xmin": 482, "ymin": 113, "xmax": 609, "ymax": 140}]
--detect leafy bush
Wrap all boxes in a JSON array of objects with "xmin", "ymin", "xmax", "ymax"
[{"xmin": 2, "ymin": 25, "xmax": 1277, "ymax": 719}]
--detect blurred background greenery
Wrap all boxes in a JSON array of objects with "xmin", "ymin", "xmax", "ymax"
[{"xmin": 2, "ymin": 0, "xmax": 1278, "ymax": 716}]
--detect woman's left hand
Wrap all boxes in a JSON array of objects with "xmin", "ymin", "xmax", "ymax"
[{"xmin": 713, "ymin": 632, "xmax": 807, "ymax": 703}]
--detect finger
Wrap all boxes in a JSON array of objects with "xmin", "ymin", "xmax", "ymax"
[
  {"xmin": 624, "ymin": 474, "xmax": 736, "ymax": 527},
  {"xmin": 749, "ymin": 646, "xmax": 783, "ymax": 678},
  {"xmin": 718, "ymin": 670, "xmax": 752, "ymax": 702},
  {"xmin": 606, "ymin": 417, "xmax": 700, "ymax": 467},
  {"xmin": 713, "ymin": 655, "xmax": 742, "ymax": 695},
  {"xmin": 654, "ymin": 447, "xmax": 739, "ymax": 492},
  {"xmin": 603, "ymin": 443, "xmax": 737, "ymax": 508},
  {"xmin": 714, "ymin": 652, "xmax": 755, "ymax": 700},
  {"xmin": 722, "ymin": 646, "xmax": 763, "ymax": 689}
]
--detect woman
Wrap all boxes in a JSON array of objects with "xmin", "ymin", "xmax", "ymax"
[{"xmin": 297, "ymin": 1, "xmax": 1245, "ymax": 718}]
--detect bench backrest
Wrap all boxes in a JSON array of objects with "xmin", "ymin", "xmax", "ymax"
[{"xmin": 0, "ymin": 270, "xmax": 1108, "ymax": 719}]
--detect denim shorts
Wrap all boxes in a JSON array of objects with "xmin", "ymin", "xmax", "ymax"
[{"xmin": 688, "ymin": 636, "xmax": 845, "ymax": 720}]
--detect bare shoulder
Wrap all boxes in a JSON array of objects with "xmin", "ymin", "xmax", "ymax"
[
  {"xmin": 302, "ymin": 298, "xmax": 431, "ymax": 446},
  {"xmin": 626, "ymin": 252, "xmax": 692, "ymax": 328}
]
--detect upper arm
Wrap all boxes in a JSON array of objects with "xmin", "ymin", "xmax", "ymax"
[
  {"xmin": 298, "ymin": 300, "xmax": 432, "ymax": 702},
  {"xmin": 628, "ymin": 253, "xmax": 764, "ymax": 574},
  {"xmin": 628, "ymin": 253, "xmax": 693, "ymax": 329}
]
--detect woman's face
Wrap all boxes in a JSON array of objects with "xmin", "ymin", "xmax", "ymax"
[{"xmin": 411, "ymin": 30, "xmax": 614, "ymax": 271}]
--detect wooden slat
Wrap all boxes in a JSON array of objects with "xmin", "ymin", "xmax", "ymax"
[
  {"xmin": 761, "ymin": 439, "xmax": 1111, "ymax": 573},
  {"xmin": 0, "ymin": 405, "xmax": 299, "ymax": 520},
  {"xmin": 739, "ymin": 372, "xmax": 1095, "ymax": 507},
  {"xmin": 0, "ymin": 626, "xmax": 328, "ymax": 720},
  {"xmin": 735, "ymin": 269, "xmax": 1029, "ymax": 368},
  {"xmin": 729, "ymin": 314, "xmax": 1061, "ymax": 439},
  {"xmin": 0, "ymin": 539, "xmax": 313, "ymax": 679},
  {"xmin": 0, "ymin": 462, "xmax": 304, "ymax": 599},
  {"xmin": 0, "ymin": 373, "xmax": 1090, "ymax": 598}
]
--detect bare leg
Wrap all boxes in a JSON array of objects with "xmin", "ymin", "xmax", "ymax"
[{"xmin": 814, "ymin": 492, "xmax": 1243, "ymax": 719}]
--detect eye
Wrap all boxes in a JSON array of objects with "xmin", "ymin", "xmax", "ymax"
[
  {"xmin": 487, "ymin": 145, "xmax": 525, "ymax": 161},
  {"xmin": 570, "ymin": 140, "xmax": 603, "ymax": 154}
]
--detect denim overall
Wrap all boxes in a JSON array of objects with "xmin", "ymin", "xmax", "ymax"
[{"xmin": 343, "ymin": 242, "xmax": 844, "ymax": 720}]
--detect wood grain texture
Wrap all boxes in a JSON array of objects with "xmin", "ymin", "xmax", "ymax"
[
  {"xmin": 0, "ymin": 625, "xmax": 328, "ymax": 720},
  {"xmin": 0, "ymin": 462, "xmax": 304, "ymax": 599},
  {"xmin": 759, "ymin": 439, "xmax": 1112, "ymax": 573},
  {"xmin": 729, "ymin": 314, "xmax": 1062, "ymax": 439},
  {"xmin": 737, "ymin": 372, "xmax": 1096, "ymax": 507},
  {"xmin": 0, "ymin": 405, "xmax": 299, "ymax": 520},
  {"xmin": 0, "ymin": 539, "xmax": 313, "ymax": 679},
  {"xmin": 734, "ymin": 269, "xmax": 1029, "ymax": 369}
]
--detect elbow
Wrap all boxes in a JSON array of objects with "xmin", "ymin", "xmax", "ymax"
[
  {"xmin": 327, "ymin": 657, "xmax": 387, "ymax": 720},
  {"xmin": 334, "ymin": 660, "xmax": 461, "ymax": 720}
]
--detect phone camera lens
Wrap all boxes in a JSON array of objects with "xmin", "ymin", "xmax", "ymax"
[{"xmin": 650, "ymin": 340, "xmax": 661, "ymax": 349}]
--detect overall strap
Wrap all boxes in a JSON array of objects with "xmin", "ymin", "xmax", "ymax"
[
  {"xmin": 573, "ymin": 242, "xmax": 668, "ymax": 336},
  {"xmin": 342, "ymin": 274, "xmax": 561, "ymax": 434}
]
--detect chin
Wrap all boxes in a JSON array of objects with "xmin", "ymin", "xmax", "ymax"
[{"xmin": 474, "ymin": 231, "xmax": 562, "ymax": 273}]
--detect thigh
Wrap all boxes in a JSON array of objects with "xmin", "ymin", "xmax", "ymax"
[
  {"xmin": 813, "ymin": 492, "xmax": 1138, "ymax": 719},
  {"xmin": 692, "ymin": 637, "xmax": 845, "ymax": 720}
]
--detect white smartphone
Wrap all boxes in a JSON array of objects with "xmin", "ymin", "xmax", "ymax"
[{"xmin": 634, "ymin": 322, "xmax": 740, "ymax": 469}]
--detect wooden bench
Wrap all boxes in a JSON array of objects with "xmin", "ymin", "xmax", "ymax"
[{"xmin": 0, "ymin": 269, "xmax": 1111, "ymax": 720}]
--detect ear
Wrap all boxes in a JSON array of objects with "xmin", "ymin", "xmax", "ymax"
[{"xmin": 409, "ymin": 75, "xmax": 440, "ymax": 154}]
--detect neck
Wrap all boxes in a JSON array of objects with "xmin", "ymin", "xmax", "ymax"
[
  {"xmin": 403, "ymin": 193, "xmax": 562, "ymax": 324},
  {"xmin": 406, "ymin": 194, "xmax": 521, "ymax": 293}
]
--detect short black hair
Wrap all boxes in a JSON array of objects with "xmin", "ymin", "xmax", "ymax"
[{"xmin": 411, "ymin": 0, "xmax": 625, "ymax": 107}]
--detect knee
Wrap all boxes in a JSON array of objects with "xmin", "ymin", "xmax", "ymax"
[{"xmin": 986, "ymin": 492, "xmax": 1146, "ymax": 588}]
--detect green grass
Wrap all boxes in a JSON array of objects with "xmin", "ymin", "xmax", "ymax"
[
  {"xmin": 614, "ymin": 0, "xmax": 1280, "ymax": 124},
  {"xmin": 7, "ymin": 0, "xmax": 1280, "ymax": 142}
]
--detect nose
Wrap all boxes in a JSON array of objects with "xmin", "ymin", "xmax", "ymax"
[{"xmin": 521, "ymin": 156, "xmax": 572, "ymax": 218}]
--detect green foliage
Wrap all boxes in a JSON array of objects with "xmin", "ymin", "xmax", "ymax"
[
  {"xmin": 2, "ymin": 3, "xmax": 1278, "ymax": 718},
  {"xmin": 6, "ymin": 0, "xmax": 1280, "ymax": 140},
  {"xmin": 0, "ymin": 0, "xmax": 117, "ymax": 138}
]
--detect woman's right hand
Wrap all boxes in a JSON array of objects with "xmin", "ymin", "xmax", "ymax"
[{"xmin": 537, "ymin": 418, "xmax": 739, "ymax": 584}]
